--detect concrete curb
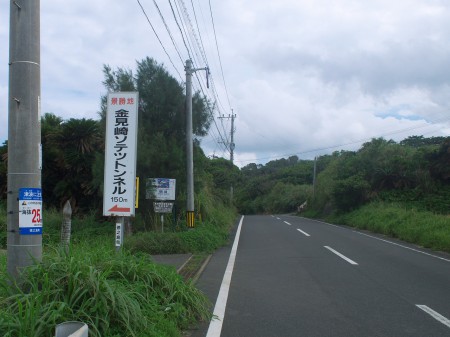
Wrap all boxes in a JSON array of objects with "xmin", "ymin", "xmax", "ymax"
[
  {"xmin": 192, "ymin": 254, "xmax": 212, "ymax": 284},
  {"xmin": 177, "ymin": 254, "xmax": 194, "ymax": 273}
]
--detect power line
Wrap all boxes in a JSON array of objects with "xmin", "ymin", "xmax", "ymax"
[
  {"xmin": 235, "ymin": 116, "xmax": 450, "ymax": 164},
  {"xmin": 208, "ymin": 0, "xmax": 232, "ymax": 110},
  {"xmin": 152, "ymin": 0, "xmax": 184, "ymax": 64},
  {"xmin": 136, "ymin": 0, "xmax": 183, "ymax": 80},
  {"xmin": 136, "ymin": 0, "xmax": 232, "ymax": 154},
  {"xmin": 168, "ymin": 0, "xmax": 192, "ymax": 60}
]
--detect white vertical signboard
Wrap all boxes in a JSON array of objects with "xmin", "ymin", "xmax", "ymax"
[{"xmin": 103, "ymin": 92, "xmax": 139, "ymax": 216}]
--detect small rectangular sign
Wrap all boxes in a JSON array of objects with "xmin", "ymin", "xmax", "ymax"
[
  {"xmin": 103, "ymin": 92, "xmax": 139, "ymax": 216},
  {"xmin": 146, "ymin": 178, "xmax": 176, "ymax": 200},
  {"xmin": 115, "ymin": 223, "xmax": 123, "ymax": 247},
  {"xmin": 153, "ymin": 201, "xmax": 174, "ymax": 213},
  {"xmin": 18, "ymin": 188, "xmax": 43, "ymax": 235}
]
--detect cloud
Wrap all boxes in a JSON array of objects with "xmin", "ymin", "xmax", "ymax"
[{"xmin": 1, "ymin": 0, "xmax": 450, "ymax": 166}]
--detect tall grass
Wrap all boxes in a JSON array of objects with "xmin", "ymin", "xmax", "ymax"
[
  {"xmin": 332, "ymin": 202, "xmax": 450, "ymax": 252},
  {"xmin": 0, "ymin": 243, "xmax": 211, "ymax": 337}
]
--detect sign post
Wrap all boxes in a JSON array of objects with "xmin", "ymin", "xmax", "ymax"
[{"xmin": 103, "ymin": 92, "xmax": 138, "ymax": 250}]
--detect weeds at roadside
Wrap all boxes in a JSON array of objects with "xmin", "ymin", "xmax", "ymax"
[{"xmin": 0, "ymin": 243, "xmax": 211, "ymax": 337}]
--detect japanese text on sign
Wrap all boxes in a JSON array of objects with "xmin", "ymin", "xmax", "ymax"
[
  {"xmin": 103, "ymin": 92, "xmax": 139, "ymax": 216},
  {"xmin": 19, "ymin": 188, "xmax": 43, "ymax": 235},
  {"xmin": 146, "ymin": 178, "xmax": 176, "ymax": 201}
]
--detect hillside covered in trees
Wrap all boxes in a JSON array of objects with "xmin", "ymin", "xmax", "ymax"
[{"xmin": 234, "ymin": 136, "xmax": 450, "ymax": 216}]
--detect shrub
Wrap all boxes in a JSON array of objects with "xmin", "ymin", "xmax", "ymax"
[{"xmin": 0, "ymin": 243, "xmax": 210, "ymax": 337}]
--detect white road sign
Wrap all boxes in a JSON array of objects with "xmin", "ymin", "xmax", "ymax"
[{"xmin": 103, "ymin": 92, "xmax": 139, "ymax": 216}]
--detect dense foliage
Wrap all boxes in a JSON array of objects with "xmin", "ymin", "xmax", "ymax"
[
  {"xmin": 235, "ymin": 136, "xmax": 450, "ymax": 216},
  {"xmin": 0, "ymin": 245, "xmax": 210, "ymax": 337}
]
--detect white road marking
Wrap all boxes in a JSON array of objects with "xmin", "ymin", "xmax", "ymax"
[
  {"xmin": 296, "ymin": 228, "xmax": 311, "ymax": 237},
  {"xmin": 416, "ymin": 305, "xmax": 450, "ymax": 329},
  {"xmin": 356, "ymin": 231, "xmax": 450, "ymax": 263},
  {"xmin": 324, "ymin": 246, "xmax": 358, "ymax": 265},
  {"xmin": 276, "ymin": 217, "xmax": 281, "ymax": 220},
  {"xmin": 283, "ymin": 221, "xmax": 291, "ymax": 226},
  {"xmin": 206, "ymin": 216, "xmax": 244, "ymax": 337},
  {"xmin": 290, "ymin": 215, "xmax": 450, "ymax": 263}
]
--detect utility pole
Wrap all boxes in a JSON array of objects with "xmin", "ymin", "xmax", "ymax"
[
  {"xmin": 230, "ymin": 111, "xmax": 236, "ymax": 164},
  {"xmin": 7, "ymin": 0, "xmax": 42, "ymax": 279},
  {"xmin": 185, "ymin": 59, "xmax": 209, "ymax": 228},
  {"xmin": 218, "ymin": 111, "xmax": 236, "ymax": 202},
  {"xmin": 313, "ymin": 156, "xmax": 317, "ymax": 198}
]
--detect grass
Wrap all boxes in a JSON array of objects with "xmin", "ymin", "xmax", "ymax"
[
  {"xmin": 0, "ymin": 199, "xmax": 237, "ymax": 336},
  {"xmin": 125, "ymin": 221, "xmax": 231, "ymax": 255},
  {"xmin": 0, "ymin": 242, "xmax": 211, "ymax": 337},
  {"xmin": 330, "ymin": 202, "xmax": 450, "ymax": 253}
]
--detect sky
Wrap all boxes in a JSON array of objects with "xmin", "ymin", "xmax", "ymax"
[{"xmin": 1, "ymin": 0, "xmax": 450, "ymax": 168}]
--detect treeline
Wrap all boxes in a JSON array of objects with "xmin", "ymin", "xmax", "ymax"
[
  {"xmin": 234, "ymin": 135, "xmax": 450, "ymax": 215},
  {"xmin": 0, "ymin": 57, "xmax": 235, "ymax": 224}
]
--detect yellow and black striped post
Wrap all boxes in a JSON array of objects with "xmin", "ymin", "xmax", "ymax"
[{"xmin": 186, "ymin": 211, "xmax": 195, "ymax": 228}]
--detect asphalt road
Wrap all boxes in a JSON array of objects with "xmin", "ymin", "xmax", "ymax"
[{"xmin": 191, "ymin": 215, "xmax": 450, "ymax": 337}]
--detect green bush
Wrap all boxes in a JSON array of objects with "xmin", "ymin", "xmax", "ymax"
[
  {"xmin": 125, "ymin": 232, "xmax": 189, "ymax": 255},
  {"xmin": 0, "ymin": 243, "xmax": 210, "ymax": 337},
  {"xmin": 333, "ymin": 202, "xmax": 450, "ymax": 252},
  {"xmin": 332, "ymin": 175, "xmax": 370, "ymax": 212}
]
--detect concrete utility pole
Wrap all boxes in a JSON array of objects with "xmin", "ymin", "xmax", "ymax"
[
  {"xmin": 7, "ymin": 0, "xmax": 42, "ymax": 279},
  {"xmin": 185, "ymin": 60, "xmax": 195, "ymax": 228},
  {"xmin": 230, "ymin": 111, "xmax": 236, "ymax": 164},
  {"xmin": 218, "ymin": 111, "xmax": 236, "ymax": 202},
  {"xmin": 313, "ymin": 156, "xmax": 317, "ymax": 198},
  {"xmin": 185, "ymin": 59, "xmax": 208, "ymax": 228}
]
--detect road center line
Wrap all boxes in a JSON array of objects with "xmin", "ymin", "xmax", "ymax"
[
  {"xmin": 324, "ymin": 246, "xmax": 358, "ymax": 265},
  {"xmin": 416, "ymin": 305, "xmax": 450, "ymax": 329},
  {"xmin": 283, "ymin": 221, "xmax": 291, "ymax": 226},
  {"xmin": 206, "ymin": 215, "xmax": 244, "ymax": 337},
  {"xmin": 276, "ymin": 217, "xmax": 281, "ymax": 220},
  {"xmin": 296, "ymin": 228, "xmax": 311, "ymax": 237}
]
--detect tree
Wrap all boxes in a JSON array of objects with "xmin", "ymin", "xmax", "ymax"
[
  {"xmin": 44, "ymin": 117, "xmax": 102, "ymax": 210},
  {"xmin": 98, "ymin": 57, "xmax": 212, "ymax": 216}
]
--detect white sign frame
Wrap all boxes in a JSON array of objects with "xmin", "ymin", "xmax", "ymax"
[{"xmin": 103, "ymin": 92, "xmax": 139, "ymax": 216}]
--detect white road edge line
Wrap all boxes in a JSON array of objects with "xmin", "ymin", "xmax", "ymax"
[
  {"xmin": 324, "ymin": 246, "xmax": 358, "ymax": 265},
  {"xmin": 296, "ymin": 228, "xmax": 311, "ymax": 237},
  {"xmin": 206, "ymin": 215, "xmax": 244, "ymax": 337},
  {"xmin": 356, "ymin": 231, "xmax": 450, "ymax": 263},
  {"xmin": 416, "ymin": 305, "xmax": 450, "ymax": 329},
  {"xmin": 283, "ymin": 221, "xmax": 291, "ymax": 226}
]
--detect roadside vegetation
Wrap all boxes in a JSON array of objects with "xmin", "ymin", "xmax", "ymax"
[
  {"xmin": 234, "ymin": 136, "xmax": 450, "ymax": 253},
  {"xmin": 0, "ymin": 57, "xmax": 238, "ymax": 336}
]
